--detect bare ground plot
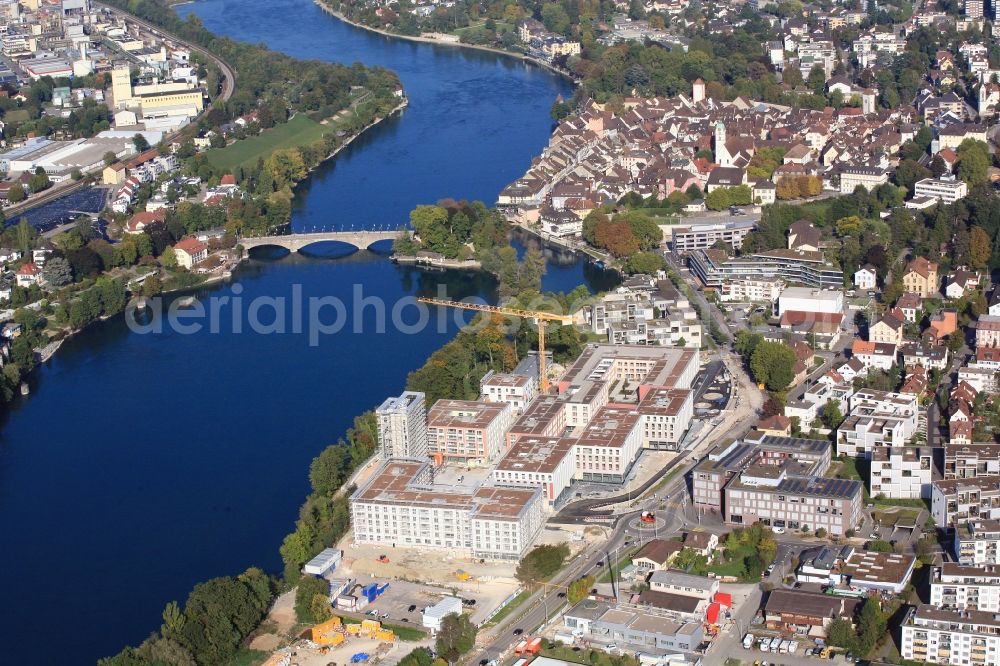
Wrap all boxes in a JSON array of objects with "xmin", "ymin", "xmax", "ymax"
[{"xmin": 339, "ymin": 541, "xmax": 522, "ymax": 625}]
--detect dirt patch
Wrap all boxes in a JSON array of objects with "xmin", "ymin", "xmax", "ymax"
[{"xmin": 249, "ymin": 633, "xmax": 281, "ymax": 651}]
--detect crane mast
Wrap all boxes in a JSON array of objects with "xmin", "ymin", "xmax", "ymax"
[{"xmin": 416, "ymin": 297, "xmax": 573, "ymax": 393}]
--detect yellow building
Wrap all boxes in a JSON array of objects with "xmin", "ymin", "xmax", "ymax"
[
  {"xmin": 135, "ymin": 90, "xmax": 204, "ymax": 113},
  {"xmin": 102, "ymin": 162, "xmax": 126, "ymax": 186},
  {"xmin": 902, "ymin": 257, "xmax": 939, "ymax": 297},
  {"xmin": 111, "ymin": 65, "xmax": 133, "ymax": 110}
]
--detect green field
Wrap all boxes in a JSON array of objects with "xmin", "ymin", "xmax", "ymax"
[{"xmin": 206, "ymin": 114, "xmax": 334, "ymax": 171}]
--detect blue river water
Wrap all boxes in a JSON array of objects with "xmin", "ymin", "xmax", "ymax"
[{"xmin": 0, "ymin": 1, "xmax": 621, "ymax": 663}]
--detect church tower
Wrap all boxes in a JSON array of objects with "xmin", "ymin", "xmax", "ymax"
[{"xmin": 714, "ymin": 121, "xmax": 731, "ymax": 166}]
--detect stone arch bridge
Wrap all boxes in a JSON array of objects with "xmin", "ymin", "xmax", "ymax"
[{"xmin": 239, "ymin": 230, "xmax": 409, "ymax": 253}]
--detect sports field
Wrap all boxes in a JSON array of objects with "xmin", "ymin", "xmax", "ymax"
[{"xmin": 205, "ymin": 114, "xmax": 334, "ymax": 172}]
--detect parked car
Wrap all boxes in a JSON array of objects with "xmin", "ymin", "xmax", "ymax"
[{"xmin": 408, "ymin": 604, "xmax": 417, "ymax": 612}]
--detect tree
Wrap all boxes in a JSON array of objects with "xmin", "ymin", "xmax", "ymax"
[
  {"xmin": 294, "ymin": 575, "xmax": 330, "ymax": 624},
  {"xmin": 970, "ymin": 226, "xmax": 991, "ymax": 269},
  {"xmin": 8, "ymin": 182, "xmax": 25, "ymax": 203},
  {"xmin": 625, "ymin": 251, "xmax": 665, "ymax": 274},
  {"xmin": 957, "ymin": 139, "xmax": 991, "ymax": 184},
  {"xmin": 435, "ymin": 613, "xmax": 477, "ymax": 664},
  {"xmin": 70, "ymin": 168, "xmax": 83, "ymax": 181},
  {"xmin": 516, "ymin": 543, "xmax": 569, "ymax": 587},
  {"xmin": 827, "ymin": 617, "xmax": 857, "ymax": 652},
  {"xmin": 856, "ymin": 597, "xmax": 886, "ymax": 656},
  {"xmin": 782, "ymin": 66, "xmax": 803, "ymax": 88},
  {"xmin": 132, "ymin": 133, "xmax": 151, "ymax": 152},
  {"xmin": 807, "ymin": 65, "xmax": 826, "ymax": 95},
  {"xmin": 42, "ymin": 256, "xmax": 73, "ymax": 287},
  {"xmin": 309, "ymin": 444, "xmax": 348, "ymax": 496},
  {"xmin": 567, "ymin": 575, "xmax": 596, "ymax": 603},
  {"xmin": 28, "ymin": 167, "xmax": 50, "ymax": 193},
  {"xmin": 103, "ymin": 151, "xmax": 118, "ymax": 166},
  {"xmin": 750, "ymin": 340, "xmax": 797, "ymax": 392},
  {"xmin": 160, "ymin": 246, "xmax": 177, "ymax": 269},
  {"xmin": 820, "ymin": 400, "xmax": 844, "ymax": 430}
]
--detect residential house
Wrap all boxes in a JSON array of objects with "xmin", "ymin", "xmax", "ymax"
[
  {"xmin": 173, "ymin": 237, "xmax": 208, "ymax": 269},
  {"xmin": 902, "ymin": 257, "xmax": 939, "ymax": 297}
]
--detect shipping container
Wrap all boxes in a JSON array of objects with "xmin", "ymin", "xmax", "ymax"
[
  {"xmin": 513, "ymin": 640, "xmax": 528, "ymax": 655},
  {"xmin": 525, "ymin": 638, "xmax": 542, "ymax": 655},
  {"xmin": 554, "ymin": 633, "xmax": 576, "ymax": 645}
]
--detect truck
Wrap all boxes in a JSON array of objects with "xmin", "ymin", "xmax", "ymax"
[
  {"xmin": 789, "ymin": 641, "xmax": 799, "ymax": 654},
  {"xmin": 778, "ymin": 640, "xmax": 790, "ymax": 654},
  {"xmin": 743, "ymin": 634, "xmax": 755, "ymax": 650}
]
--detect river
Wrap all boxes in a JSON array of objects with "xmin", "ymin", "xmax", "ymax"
[{"xmin": 0, "ymin": 2, "xmax": 621, "ymax": 664}]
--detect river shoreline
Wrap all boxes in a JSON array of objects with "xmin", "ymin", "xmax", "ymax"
[
  {"xmin": 23, "ymin": 96, "xmax": 410, "ymax": 374},
  {"xmin": 312, "ymin": 1, "xmax": 579, "ymax": 84}
]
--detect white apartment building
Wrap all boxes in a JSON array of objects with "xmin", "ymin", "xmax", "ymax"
[
  {"xmin": 901, "ymin": 605, "xmax": 1000, "ymax": 665},
  {"xmin": 955, "ymin": 521, "xmax": 1000, "ymax": 565},
  {"xmin": 637, "ymin": 387, "xmax": 694, "ymax": 450},
  {"xmin": 426, "ymin": 399, "xmax": 514, "ymax": 465},
  {"xmin": 480, "ymin": 370, "xmax": 537, "ymax": 415},
  {"xmin": 854, "ymin": 33, "xmax": 905, "ymax": 69},
  {"xmin": 836, "ymin": 390, "xmax": 918, "ymax": 458},
  {"xmin": 840, "ymin": 166, "xmax": 888, "ymax": 194},
  {"xmin": 932, "ymin": 479, "xmax": 1000, "ymax": 527},
  {"xmin": 572, "ymin": 406, "xmax": 643, "ymax": 483},
  {"xmin": 932, "ymin": 563, "xmax": 1000, "ymax": 612},
  {"xmin": 945, "ymin": 443, "xmax": 1000, "ymax": 479},
  {"xmin": 491, "ymin": 436, "xmax": 575, "ymax": 508},
  {"xmin": 719, "ymin": 278, "xmax": 784, "ymax": 304},
  {"xmin": 350, "ymin": 459, "xmax": 544, "ymax": 561},
  {"xmin": 777, "ymin": 286, "xmax": 845, "ymax": 317},
  {"xmin": 915, "ymin": 177, "xmax": 969, "ymax": 204},
  {"xmin": 870, "ymin": 446, "xmax": 933, "ymax": 499},
  {"xmin": 376, "ymin": 391, "xmax": 427, "ymax": 459}
]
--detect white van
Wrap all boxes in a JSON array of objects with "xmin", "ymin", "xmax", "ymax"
[{"xmin": 743, "ymin": 633, "xmax": 755, "ymax": 649}]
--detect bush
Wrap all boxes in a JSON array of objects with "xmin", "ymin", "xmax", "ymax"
[{"xmin": 294, "ymin": 575, "xmax": 331, "ymax": 624}]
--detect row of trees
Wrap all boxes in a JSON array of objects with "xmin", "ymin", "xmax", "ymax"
[
  {"xmin": 280, "ymin": 412, "xmax": 379, "ymax": 581},
  {"xmin": 582, "ymin": 208, "xmax": 662, "ymax": 258},
  {"xmin": 99, "ymin": 568, "xmax": 275, "ymax": 666}
]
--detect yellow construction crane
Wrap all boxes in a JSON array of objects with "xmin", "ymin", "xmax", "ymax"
[{"xmin": 416, "ymin": 297, "xmax": 574, "ymax": 393}]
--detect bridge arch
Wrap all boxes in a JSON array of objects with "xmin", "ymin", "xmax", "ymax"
[{"xmin": 239, "ymin": 230, "xmax": 409, "ymax": 254}]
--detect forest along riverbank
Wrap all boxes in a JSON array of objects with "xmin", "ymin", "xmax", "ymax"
[
  {"xmin": 0, "ymin": 1, "xmax": 587, "ymax": 664},
  {"xmin": 311, "ymin": 0, "xmax": 578, "ymax": 83}
]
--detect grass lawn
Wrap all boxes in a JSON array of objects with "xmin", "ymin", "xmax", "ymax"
[
  {"xmin": 225, "ymin": 649, "xmax": 269, "ymax": 666},
  {"xmin": 487, "ymin": 589, "xmax": 531, "ymax": 626},
  {"xmin": 340, "ymin": 615, "xmax": 427, "ymax": 641},
  {"xmin": 206, "ymin": 114, "xmax": 334, "ymax": 172},
  {"xmin": 707, "ymin": 544, "xmax": 754, "ymax": 579}
]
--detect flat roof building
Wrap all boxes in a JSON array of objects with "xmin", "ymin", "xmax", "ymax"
[
  {"xmin": 350, "ymin": 459, "xmax": 544, "ymax": 561},
  {"xmin": 426, "ymin": 399, "xmax": 513, "ymax": 465},
  {"xmin": 376, "ymin": 391, "xmax": 427, "ymax": 459},
  {"xmin": 491, "ymin": 436, "xmax": 575, "ymax": 507}
]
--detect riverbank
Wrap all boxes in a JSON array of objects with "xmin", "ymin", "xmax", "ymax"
[{"xmin": 312, "ymin": 0, "xmax": 578, "ymax": 84}]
